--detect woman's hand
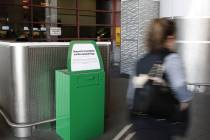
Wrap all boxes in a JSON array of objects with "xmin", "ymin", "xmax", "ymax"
[{"xmin": 132, "ymin": 74, "xmax": 149, "ymax": 88}]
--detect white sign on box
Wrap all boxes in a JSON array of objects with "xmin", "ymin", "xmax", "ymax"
[
  {"xmin": 50, "ymin": 27, "xmax": 61, "ymax": 36},
  {"xmin": 71, "ymin": 44, "xmax": 100, "ymax": 71}
]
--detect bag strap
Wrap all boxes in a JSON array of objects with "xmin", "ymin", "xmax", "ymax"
[
  {"xmin": 148, "ymin": 64, "xmax": 165, "ymax": 78},
  {"xmin": 148, "ymin": 50, "xmax": 175, "ymax": 79},
  {"xmin": 147, "ymin": 51, "xmax": 175, "ymax": 85}
]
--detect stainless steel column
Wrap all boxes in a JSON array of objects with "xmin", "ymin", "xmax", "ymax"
[
  {"xmin": 175, "ymin": 18, "xmax": 210, "ymax": 86},
  {"xmin": 12, "ymin": 45, "xmax": 31, "ymax": 137}
]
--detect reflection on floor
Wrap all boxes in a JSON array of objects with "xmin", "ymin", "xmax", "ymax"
[{"xmin": 0, "ymin": 65, "xmax": 210, "ymax": 140}]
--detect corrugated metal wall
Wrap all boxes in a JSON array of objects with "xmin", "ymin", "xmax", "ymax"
[{"xmin": 121, "ymin": 0, "xmax": 159, "ymax": 75}]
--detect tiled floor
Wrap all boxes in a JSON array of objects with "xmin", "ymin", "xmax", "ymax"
[{"xmin": 0, "ymin": 66, "xmax": 210, "ymax": 140}]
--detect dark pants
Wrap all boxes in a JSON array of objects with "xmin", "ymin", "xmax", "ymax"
[{"xmin": 128, "ymin": 109, "xmax": 190, "ymax": 140}]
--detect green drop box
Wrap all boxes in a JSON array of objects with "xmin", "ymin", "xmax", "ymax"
[{"xmin": 56, "ymin": 41, "xmax": 105, "ymax": 140}]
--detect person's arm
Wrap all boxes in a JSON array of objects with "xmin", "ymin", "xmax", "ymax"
[{"xmin": 164, "ymin": 54, "xmax": 193, "ymax": 110}]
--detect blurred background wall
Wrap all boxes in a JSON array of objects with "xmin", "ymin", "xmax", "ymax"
[{"xmin": 120, "ymin": 0, "xmax": 159, "ymax": 75}]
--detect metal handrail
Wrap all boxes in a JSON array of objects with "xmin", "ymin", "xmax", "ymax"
[{"xmin": 0, "ymin": 109, "xmax": 55, "ymax": 128}]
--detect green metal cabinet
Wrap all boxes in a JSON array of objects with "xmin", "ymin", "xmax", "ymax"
[{"xmin": 56, "ymin": 41, "xmax": 105, "ymax": 140}]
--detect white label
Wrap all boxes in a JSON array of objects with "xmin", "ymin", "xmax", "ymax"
[
  {"xmin": 71, "ymin": 43, "xmax": 100, "ymax": 71},
  {"xmin": 2, "ymin": 26, "xmax": 9, "ymax": 31},
  {"xmin": 24, "ymin": 27, "xmax": 29, "ymax": 31},
  {"xmin": 33, "ymin": 28, "xmax": 39, "ymax": 31},
  {"xmin": 40, "ymin": 27, "xmax": 47, "ymax": 31},
  {"xmin": 50, "ymin": 27, "xmax": 61, "ymax": 36}
]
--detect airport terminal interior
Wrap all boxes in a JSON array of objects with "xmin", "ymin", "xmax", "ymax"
[{"xmin": 0, "ymin": 0, "xmax": 210, "ymax": 140}]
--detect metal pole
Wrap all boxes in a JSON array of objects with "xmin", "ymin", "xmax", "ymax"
[
  {"xmin": 76, "ymin": 0, "xmax": 80, "ymax": 39},
  {"xmin": 112, "ymin": 0, "xmax": 117, "ymax": 40},
  {"xmin": 30, "ymin": 0, "xmax": 33, "ymax": 41}
]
